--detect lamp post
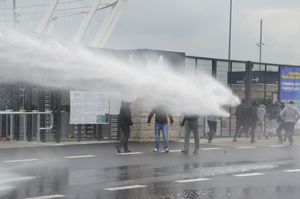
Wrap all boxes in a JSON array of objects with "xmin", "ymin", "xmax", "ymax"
[
  {"xmin": 228, "ymin": 0, "xmax": 233, "ymax": 136},
  {"xmin": 13, "ymin": 0, "xmax": 17, "ymax": 28},
  {"xmin": 256, "ymin": 19, "xmax": 265, "ymax": 71},
  {"xmin": 228, "ymin": 0, "xmax": 232, "ymax": 61}
]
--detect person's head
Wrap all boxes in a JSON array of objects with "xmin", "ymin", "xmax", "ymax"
[{"xmin": 289, "ymin": 101, "xmax": 294, "ymax": 105}]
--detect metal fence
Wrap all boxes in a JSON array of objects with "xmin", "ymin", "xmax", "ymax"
[{"xmin": 185, "ymin": 56, "xmax": 298, "ymax": 137}]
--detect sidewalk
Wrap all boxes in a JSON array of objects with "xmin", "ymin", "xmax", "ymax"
[
  {"xmin": 179, "ymin": 135, "xmax": 300, "ymax": 148},
  {"xmin": 0, "ymin": 136, "xmax": 299, "ymax": 150},
  {"xmin": 0, "ymin": 140, "xmax": 118, "ymax": 149}
]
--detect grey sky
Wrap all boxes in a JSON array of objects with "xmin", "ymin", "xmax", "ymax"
[{"xmin": 1, "ymin": 0, "xmax": 300, "ymax": 65}]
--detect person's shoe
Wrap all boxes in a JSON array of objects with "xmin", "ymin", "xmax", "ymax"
[
  {"xmin": 153, "ymin": 148, "xmax": 158, "ymax": 152},
  {"xmin": 181, "ymin": 150, "xmax": 188, "ymax": 155},
  {"xmin": 233, "ymin": 139, "xmax": 237, "ymax": 142},
  {"xmin": 164, "ymin": 148, "xmax": 169, "ymax": 153},
  {"xmin": 193, "ymin": 150, "xmax": 199, "ymax": 155},
  {"xmin": 124, "ymin": 149, "xmax": 131, "ymax": 153},
  {"xmin": 115, "ymin": 145, "xmax": 121, "ymax": 153}
]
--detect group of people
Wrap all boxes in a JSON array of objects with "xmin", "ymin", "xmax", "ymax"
[
  {"xmin": 233, "ymin": 100, "xmax": 300, "ymax": 145},
  {"xmin": 115, "ymin": 100, "xmax": 300, "ymax": 155},
  {"xmin": 115, "ymin": 102, "xmax": 217, "ymax": 154}
]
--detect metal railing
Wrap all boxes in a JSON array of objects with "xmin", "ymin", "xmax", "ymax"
[{"xmin": 0, "ymin": 111, "xmax": 53, "ymax": 143}]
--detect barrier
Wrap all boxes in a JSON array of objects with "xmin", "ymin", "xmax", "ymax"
[{"xmin": 0, "ymin": 111, "xmax": 53, "ymax": 143}]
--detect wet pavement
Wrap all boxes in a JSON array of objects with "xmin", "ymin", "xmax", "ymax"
[{"xmin": 1, "ymin": 141, "xmax": 300, "ymax": 199}]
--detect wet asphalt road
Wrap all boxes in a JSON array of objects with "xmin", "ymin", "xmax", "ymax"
[{"xmin": 1, "ymin": 142, "xmax": 300, "ymax": 199}]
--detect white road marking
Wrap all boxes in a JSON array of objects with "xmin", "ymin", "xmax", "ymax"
[
  {"xmin": 201, "ymin": 148, "xmax": 221, "ymax": 151},
  {"xmin": 104, "ymin": 185, "xmax": 147, "ymax": 191},
  {"xmin": 3, "ymin": 159, "xmax": 38, "ymax": 163},
  {"xmin": 116, "ymin": 152, "xmax": 143, "ymax": 155},
  {"xmin": 64, "ymin": 155, "xmax": 95, "ymax": 159},
  {"xmin": 169, "ymin": 149, "xmax": 182, "ymax": 153},
  {"xmin": 236, "ymin": 146, "xmax": 256, "ymax": 149},
  {"xmin": 284, "ymin": 169, "xmax": 300, "ymax": 173},
  {"xmin": 175, "ymin": 178, "xmax": 210, "ymax": 183},
  {"xmin": 25, "ymin": 194, "xmax": 66, "ymax": 199},
  {"xmin": 269, "ymin": 145, "xmax": 286, "ymax": 148},
  {"xmin": 234, "ymin": 173, "xmax": 265, "ymax": 177}
]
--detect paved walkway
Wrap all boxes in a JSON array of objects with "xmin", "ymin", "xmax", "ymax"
[
  {"xmin": 0, "ymin": 140, "xmax": 118, "ymax": 149},
  {"xmin": 0, "ymin": 136, "xmax": 299, "ymax": 149},
  {"xmin": 179, "ymin": 135, "xmax": 300, "ymax": 148}
]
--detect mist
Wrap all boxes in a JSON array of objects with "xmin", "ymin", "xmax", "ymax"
[{"xmin": 0, "ymin": 29, "xmax": 239, "ymax": 116}]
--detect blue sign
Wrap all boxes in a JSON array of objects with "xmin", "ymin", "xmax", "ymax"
[
  {"xmin": 280, "ymin": 66, "xmax": 300, "ymax": 109},
  {"xmin": 228, "ymin": 71, "xmax": 278, "ymax": 85}
]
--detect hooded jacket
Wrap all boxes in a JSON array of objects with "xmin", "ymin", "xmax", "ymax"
[
  {"xmin": 119, "ymin": 102, "xmax": 133, "ymax": 126},
  {"xmin": 257, "ymin": 104, "xmax": 266, "ymax": 121},
  {"xmin": 280, "ymin": 104, "xmax": 300, "ymax": 123}
]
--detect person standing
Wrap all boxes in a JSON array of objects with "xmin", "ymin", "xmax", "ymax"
[
  {"xmin": 276, "ymin": 102, "xmax": 286, "ymax": 144},
  {"xmin": 257, "ymin": 103, "xmax": 266, "ymax": 139},
  {"xmin": 115, "ymin": 101, "xmax": 133, "ymax": 153},
  {"xmin": 207, "ymin": 115, "xmax": 218, "ymax": 143},
  {"xmin": 181, "ymin": 114, "xmax": 199, "ymax": 155},
  {"xmin": 244, "ymin": 102, "xmax": 258, "ymax": 143},
  {"xmin": 280, "ymin": 101, "xmax": 300, "ymax": 146},
  {"xmin": 233, "ymin": 102, "xmax": 247, "ymax": 142},
  {"xmin": 148, "ymin": 105, "xmax": 173, "ymax": 153},
  {"xmin": 267, "ymin": 102, "xmax": 281, "ymax": 137}
]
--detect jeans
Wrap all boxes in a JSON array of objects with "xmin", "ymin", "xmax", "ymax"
[{"xmin": 155, "ymin": 123, "xmax": 169, "ymax": 150}]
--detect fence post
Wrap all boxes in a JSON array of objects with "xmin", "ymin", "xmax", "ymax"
[{"xmin": 245, "ymin": 61, "xmax": 253, "ymax": 106}]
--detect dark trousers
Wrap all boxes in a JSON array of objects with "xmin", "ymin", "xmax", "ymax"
[
  {"xmin": 119, "ymin": 123, "xmax": 130, "ymax": 151},
  {"xmin": 184, "ymin": 120, "xmax": 199, "ymax": 152},
  {"xmin": 284, "ymin": 122, "xmax": 295, "ymax": 145},
  {"xmin": 233, "ymin": 119, "xmax": 244, "ymax": 140},
  {"xmin": 207, "ymin": 120, "xmax": 217, "ymax": 142},
  {"xmin": 277, "ymin": 122, "xmax": 285, "ymax": 142},
  {"xmin": 244, "ymin": 121, "xmax": 256, "ymax": 143}
]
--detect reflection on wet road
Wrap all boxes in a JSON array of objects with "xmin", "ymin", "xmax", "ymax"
[{"xmin": 1, "ymin": 143, "xmax": 300, "ymax": 199}]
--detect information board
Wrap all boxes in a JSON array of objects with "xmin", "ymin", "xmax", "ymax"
[
  {"xmin": 280, "ymin": 66, "xmax": 300, "ymax": 109},
  {"xmin": 70, "ymin": 91, "xmax": 121, "ymax": 124}
]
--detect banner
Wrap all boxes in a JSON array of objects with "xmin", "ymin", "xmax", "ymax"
[
  {"xmin": 280, "ymin": 66, "xmax": 300, "ymax": 109},
  {"xmin": 70, "ymin": 91, "xmax": 121, "ymax": 124}
]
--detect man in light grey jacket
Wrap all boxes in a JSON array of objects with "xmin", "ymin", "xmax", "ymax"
[{"xmin": 280, "ymin": 101, "xmax": 300, "ymax": 146}]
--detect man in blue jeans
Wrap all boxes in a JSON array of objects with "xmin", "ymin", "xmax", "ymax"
[{"xmin": 147, "ymin": 105, "xmax": 173, "ymax": 153}]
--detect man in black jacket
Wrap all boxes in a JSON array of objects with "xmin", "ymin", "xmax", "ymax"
[
  {"xmin": 116, "ymin": 101, "xmax": 133, "ymax": 153},
  {"xmin": 181, "ymin": 114, "xmax": 199, "ymax": 154},
  {"xmin": 244, "ymin": 102, "xmax": 258, "ymax": 143},
  {"xmin": 233, "ymin": 102, "xmax": 247, "ymax": 142},
  {"xmin": 148, "ymin": 105, "xmax": 173, "ymax": 153}
]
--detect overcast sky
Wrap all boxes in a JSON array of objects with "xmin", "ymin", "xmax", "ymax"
[{"xmin": 1, "ymin": 0, "xmax": 300, "ymax": 65}]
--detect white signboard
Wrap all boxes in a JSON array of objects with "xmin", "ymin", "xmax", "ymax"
[{"xmin": 70, "ymin": 91, "xmax": 121, "ymax": 124}]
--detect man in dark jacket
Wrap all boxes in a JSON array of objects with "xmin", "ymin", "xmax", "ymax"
[
  {"xmin": 148, "ymin": 105, "xmax": 173, "ymax": 153},
  {"xmin": 181, "ymin": 114, "xmax": 199, "ymax": 155},
  {"xmin": 233, "ymin": 102, "xmax": 247, "ymax": 142},
  {"xmin": 244, "ymin": 103, "xmax": 258, "ymax": 143},
  {"xmin": 116, "ymin": 101, "xmax": 133, "ymax": 153}
]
